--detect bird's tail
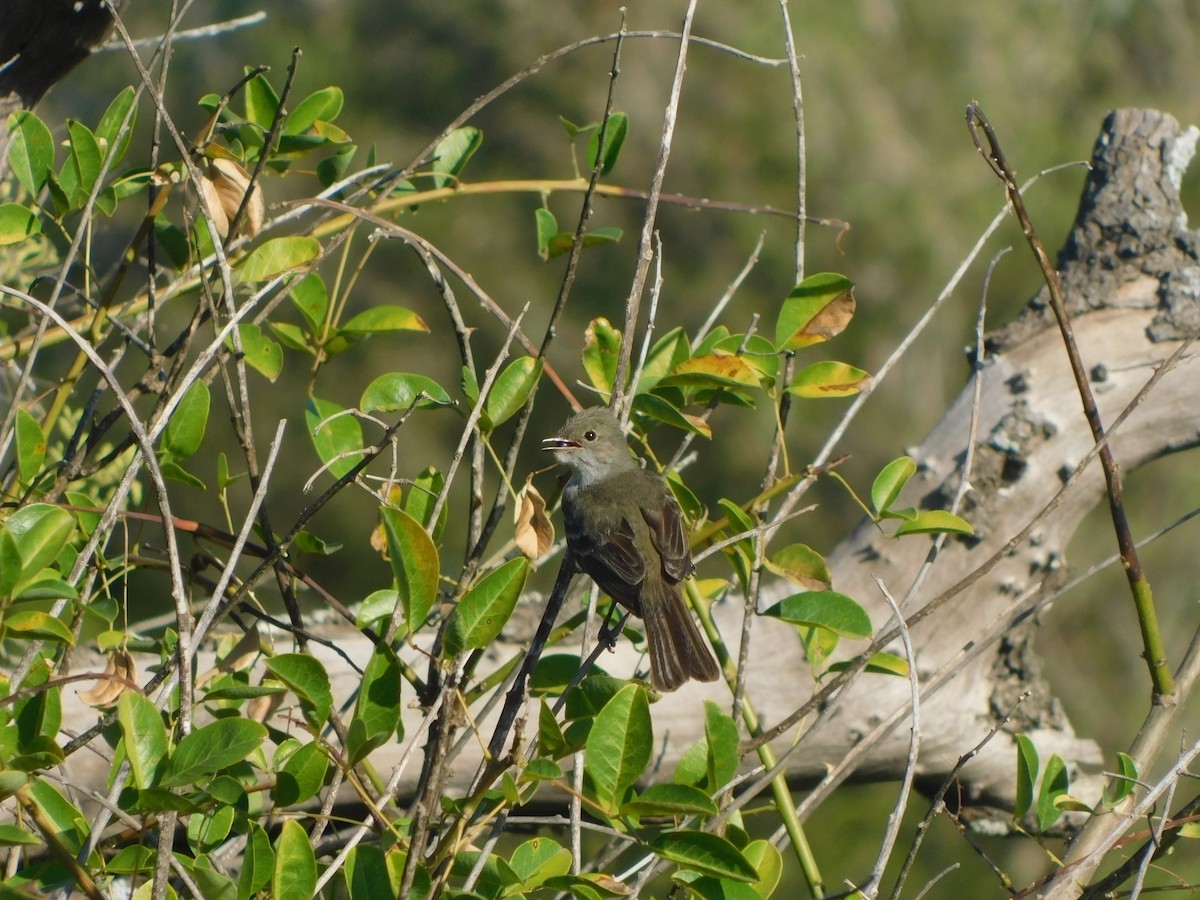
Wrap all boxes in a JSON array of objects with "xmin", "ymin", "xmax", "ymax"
[{"xmin": 641, "ymin": 576, "xmax": 720, "ymax": 691}]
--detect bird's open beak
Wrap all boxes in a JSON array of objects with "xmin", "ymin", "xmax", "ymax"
[{"xmin": 541, "ymin": 436, "xmax": 579, "ymax": 452}]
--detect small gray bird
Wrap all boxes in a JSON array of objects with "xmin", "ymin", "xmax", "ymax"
[{"xmin": 542, "ymin": 407, "xmax": 720, "ymax": 691}]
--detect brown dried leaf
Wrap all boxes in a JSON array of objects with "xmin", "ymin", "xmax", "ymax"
[
  {"xmin": 200, "ymin": 158, "xmax": 264, "ymax": 239},
  {"xmin": 78, "ymin": 649, "xmax": 138, "ymax": 708},
  {"xmin": 197, "ymin": 625, "xmax": 263, "ymax": 687},
  {"xmin": 514, "ymin": 477, "xmax": 554, "ymax": 560},
  {"xmin": 800, "ymin": 288, "xmax": 855, "ymax": 343}
]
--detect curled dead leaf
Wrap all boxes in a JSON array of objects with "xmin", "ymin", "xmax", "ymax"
[
  {"xmin": 514, "ymin": 477, "xmax": 554, "ymax": 560},
  {"xmin": 78, "ymin": 649, "xmax": 138, "ymax": 708},
  {"xmin": 197, "ymin": 625, "xmax": 264, "ymax": 687},
  {"xmin": 198, "ymin": 157, "xmax": 264, "ymax": 239}
]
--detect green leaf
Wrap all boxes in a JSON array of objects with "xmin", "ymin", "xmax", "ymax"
[
  {"xmin": 538, "ymin": 700, "xmax": 568, "ymax": 758},
  {"xmin": 636, "ymin": 326, "xmax": 691, "ymax": 393},
  {"xmin": 743, "ymin": 839, "xmax": 784, "ymax": 898},
  {"xmin": 1107, "ymin": 751, "xmax": 1138, "ymax": 806},
  {"xmin": 0, "ymin": 821, "xmax": 40, "ymax": 846},
  {"xmin": 163, "ymin": 381, "xmax": 210, "ymax": 460},
  {"xmin": 306, "ymin": 395, "xmax": 364, "ymax": 480},
  {"xmin": 245, "ymin": 71, "xmax": 281, "ymax": 129},
  {"xmin": 544, "ymin": 226, "xmax": 622, "ymax": 260},
  {"xmin": 12, "ymin": 579, "xmax": 77, "ymax": 603},
  {"xmin": 202, "ymin": 680, "xmax": 286, "ymax": 702},
  {"xmin": 27, "ymin": 778, "xmax": 88, "ymax": 854},
  {"xmin": 355, "ymin": 590, "xmax": 401, "ymax": 630},
  {"xmin": 1036, "ymin": 753, "xmax": 1069, "ymax": 832},
  {"xmin": 649, "ymin": 830, "xmax": 758, "ymax": 882},
  {"xmin": 587, "ymin": 112, "xmax": 629, "ymax": 176},
  {"xmin": 381, "ymin": 506, "xmax": 439, "ymax": 635},
  {"xmin": 531, "ymin": 653, "xmax": 590, "ymax": 696},
  {"xmin": 621, "ymin": 783, "xmax": 718, "ymax": 818},
  {"xmin": 535, "ymin": 207, "xmax": 557, "ymax": 260},
  {"xmin": 340, "ymin": 305, "xmax": 429, "ymax": 335},
  {"xmin": 286, "ymin": 86, "xmax": 344, "ymax": 135},
  {"xmin": 762, "ymin": 591, "xmax": 872, "ymax": 638},
  {"xmin": 585, "ymin": 684, "xmax": 652, "ymax": 815},
  {"xmin": 60, "ymin": 120, "xmax": 102, "ymax": 208},
  {"xmin": 871, "ymin": 456, "xmax": 917, "ymax": 514},
  {"xmin": 559, "ymin": 116, "xmax": 596, "ymax": 140},
  {"xmin": 7, "ymin": 110, "xmax": 55, "ymax": 195},
  {"xmin": 191, "ymin": 856, "xmax": 238, "ymax": 900},
  {"xmin": 704, "ymin": 702, "xmax": 740, "ymax": 792},
  {"xmin": 360, "ymin": 372, "xmax": 454, "ymax": 413},
  {"xmin": 660, "ymin": 353, "xmax": 763, "ymax": 391},
  {"xmin": 775, "ymin": 272, "xmax": 856, "ymax": 351},
  {"xmin": 231, "ymin": 324, "xmax": 284, "ymax": 381},
  {"xmin": 1053, "ymin": 794, "xmax": 1093, "ymax": 813},
  {"xmin": 486, "ymin": 357, "xmax": 542, "ymax": 428},
  {"xmin": 430, "ymin": 126, "xmax": 482, "ymax": 189},
  {"xmin": 317, "ymin": 142, "xmax": 358, "ymax": 187},
  {"xmin": 582, "ymin": 317, "xmax": 621, "ymax": 399},
  {"xmin": 160, "ymin": 718, "xmax": 267, "ymax": 788},
  {"xmin": 346, "ymin": 645, "xmax": 402, "ymax": 766},
  {"xmin": 712, "ymin": 333, "xmax": 780, "ymax": 387},
  {"xmin": 893, "ymin": 510, "xmax": 974, "ymax": 536},
  {"xmin": 763, "ymin": 543, "xmax": 831, "ymax": 591},
  {"xmin": 273, "ymin": 741, "xmax": 329, "ymax": 806},
  {"xmin": 509, "ymin": 836, "xmax": 572, "ymax": 889},
  {"xmin": 235, "ymin": 830, "xmax": 273, "ymax": 897},
  {"xmin": 631, "ymin": 393, "xmax": 711, "ymax": 438},
  {"xmin": 1014, "ymin": 734, "xmax": 1038, "ymax": 819},
  {"xmin": 160, "ymin": 459, "xmax": 207, "ymax": 490},
  {"xmin": 344, "ymin": 844, "xmax": 392, "ymax": 900},
  {"xmin": 460, "ymin": 365, "xmax": 481, "ymax": 407},
  {"xmin": 290, "ymin": 272, "xmax": 328, "ymax": 334},
  {"xmin": 264, "ymin": 653, "xmax": 333, "ymax": 730},
  {"xmin": 239, "ymin": 236, "xmax": 320, "ymax": 282},
  {"xmin": 273, "ymin": 819, "xmax": 317, "ymax": 899},
  {"xmin": 3, "ymin": 610, "xmax": 74, "ymax": 645},
  {"xmin": 445, "ymin": 558, "xmax": 528, "ymax": 654},
  {"xmin": 0, "ymin": 203, "xmax": 41, "ymax": 246},
  {"xmin": 292, "ymin": 530, "xmax": 341, "ymax": 555},
  {"xmin": 118, "ymin": 692, "xmax": 168, "ymax": 790},
  {"xmin": 405, "ymin": 466, "xmax": 448, "ymax": 541},
  {"xmin": 270, "ymin": 321, "xmax": 311, "ymax": 354},
  {"xmin": 14, "ymin": 409, "xmax": 46, "ymax": 486},
  {"xmin": 867, "ymin": 652, "xmax": 910, "ymax": 677},
  {"xmin": 95, "ymin": 85, "xmax": 137, "ymax": 168},
  {"xmin": 153, "ymin": 213, "xmax": 191, "ymax": 267},
  {"xmin": 0, "ymin": 503, "xmax": 75, "ymax": 593},
  {"xmin": 786, "ymin": 360, "xmax": 871, "ymax": 397},
  {"xmin": 543, "ymin": 874, "xmax": 626, "ymax": 899}
]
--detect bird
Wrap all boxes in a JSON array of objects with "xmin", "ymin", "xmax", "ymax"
[{"xmin": 542, "ymin": 406, "xmax": 720, "ymax": 691}]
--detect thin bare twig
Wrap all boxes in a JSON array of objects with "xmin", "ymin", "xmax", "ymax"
[
  {"xmin": 859, "ymin": 578, "xmax": 920, "ymax": 899},
  {"xmin": 967, "ymin": 102, "xmax": 1170, "ymax": 696},
  {"xmin": 612, "ymin": 0, "xmax": 699, "ymax": 414}
]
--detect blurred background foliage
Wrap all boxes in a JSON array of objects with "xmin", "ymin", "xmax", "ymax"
[{"xmin": 27, "ymin": 2, "xmax": 1200, "ymax": 892}]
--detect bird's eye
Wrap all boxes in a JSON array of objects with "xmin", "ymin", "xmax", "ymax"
[{"xmin": 583, "ymin": 430, "xmax": 597, "ymax": 442}]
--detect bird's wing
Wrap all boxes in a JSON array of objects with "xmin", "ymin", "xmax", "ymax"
[
  {"xmin": 640, "ymin": 495, "xmax": 694, "ymax": 584},
  {"xmin": 572, "ymin": 515, "xmax": 647, "ymax": 613},
  {"xmin": 583, "ymin": 515, "xmax": 644, "ymax": 585}
]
